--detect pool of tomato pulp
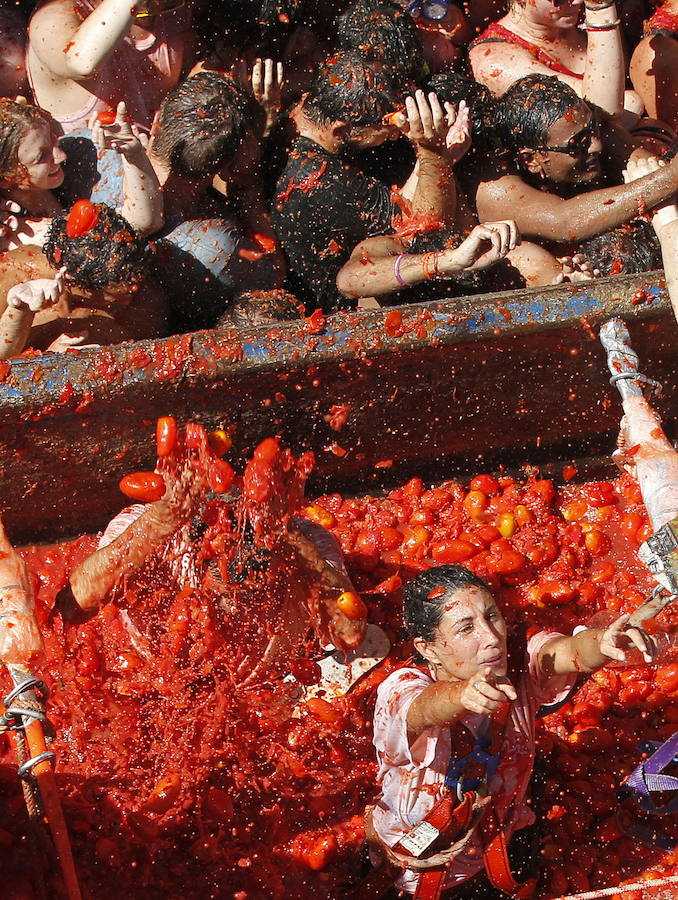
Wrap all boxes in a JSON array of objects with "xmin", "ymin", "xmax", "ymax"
[{"xmin": 4, "ymin": 454, "xmax": 678, "ymax": 899}]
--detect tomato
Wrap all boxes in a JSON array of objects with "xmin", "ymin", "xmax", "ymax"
[
  {"xmin": 252, "ymin": 232, "xmax": 277, "ymax": 253},
  {"xmin": 305, "ymin": 832, "xmax": 338, "ymax": 870},
  {"xmin": 531, "ymin": 479, "xmax": 556, "ymax": 505},
  {"xmin": 304, "ymin": 505, "xmax": 336, "ymax": 529},
  {"xmin": 591, "ymin": 562, "xmax": 616, "ymax": 583},
  {"xmin": 620, "ymin": 512, "xmax": 643, "ymax": 542},
  {"xmin": 409, "ymin": 508, "xmax": 434, "ymax": 526},
  {"xmin": 584, "ymin": 529, "xmax": 610, "ymax": 556},
  {"xmin": 578, "ymin": 580, "xmax": 602, "ymax": 604},
  {"xmin": 66, "ymin": 199, "xmax": 100, "ymax": 238},
  {"xmin": 655, "ymin": 663, "xmax": 678, "ymax": 694},
  {"xmin": 474, "ymin": 525, "xmax": 501, "ymax": 545},
  {"xmin": 306, "ymin": 698, "xmax": 341, "ymax": 723},
  {"xmin": 488, "ymin": 540, "xmax": 526, "ymax": 574},
  {"xmin": 539, "ymin": 580, "xmax": 575, "ymax": 605},
  {"xmin": 119, "ymin": 471, "xmax": 165, "ymax": 502},
  {"xmin": 303, "ymin": 309, "xmax": 325, "ymax": 334},
  {"xmin": 96, "ymin": 110, "xmax": 117, "ymax": 125},
  {"xmin": 402, "ymin": 526, "xmax": 430, "ymax": 552},
  {"xmin": 562, "ymin": 500, "xmax": 587, "ymax": 522},
  {"xmin": 513, "ymin": 504, "xmax": 532, "ymax": 525},
  {"xmin": 497, "ymin": 513, "xmax": 516, "ymax": 538},
  {"xmin": 431, "ymin": 539, "xmax": 475, "ymax": 564},
  {"xmin": 143, "ymin": 773, "xmax": 181, "ymax": 815},
  {"xmin": 336, "ymin": 591, "xmax": 367, "ymax": 621},
  {"xmin": 208, "ymin": 429, "xmax": 232, "ymax": 457},
  {"xmin": 463, "ymin": 490, "xmax": 488, "ymax": 518},
  {"xmin": 562, "ymin": 464, "xmax": 577, "ymax": 481},
  {"xmin": 185, "ymin": 421, "xmax": 205, "ymax": 449},
  {"xmin": 253, "ymin": 437, "xmax": 279, "ymax": 462},
  {"xmin": 469, "ymin": 474, "xmax": 499, "ymax": 496},
  {"xmin": 156, "ymin": 416, "xmax": 177, "ymax": 457},
  {"xmin": 582, "ymin": 481, "xmax": 616, "ymax": 507},
  {"xmin": 289, "ymin": 658, "xmax": 321, "ymax": 685},
  {"xmin": 637, "ymin": 522, "xmax": 654, "ymax": 543},
  {"xmin": 208, "ymin": 458, "xmax": 235, "ymax": 494},
  {"xmin": 375, "ymin": 526, "xmax": 402, "ymax": 550}
]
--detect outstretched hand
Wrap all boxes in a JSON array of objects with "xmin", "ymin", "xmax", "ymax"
[
  {"xmin": 400, "ymin": 90, "xmax": 470, "ymax": 159},
  {"xmin": 7, "ymin": 268, "xmax": 66, "ymax": 313},
  {"xmin": 459, "ymin": 667, "xmax": 517, "ymax": 716},
  {"xmin": 89, "ymin": 101, "xmax": 148, "ymax": 157},
  {"xmin": 599, "ymin": 613, "xmax": 657, "ymax": 664},
  {"xmin": 444, "ymin": 221, "xmax": 519, "ymax": 272}
]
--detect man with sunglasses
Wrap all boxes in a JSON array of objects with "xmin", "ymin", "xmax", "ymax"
[{"xmin": 475, "ymin": 74, "xmax": 678, "ymax": 250}]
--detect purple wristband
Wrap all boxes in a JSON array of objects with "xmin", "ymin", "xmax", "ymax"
[{"xmin": 394, "ymin": 254, "xmax": 410, "ymax": 287}]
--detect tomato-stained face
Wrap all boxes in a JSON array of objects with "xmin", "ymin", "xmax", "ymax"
[
  {"xmin": 414, "ymin": 585, "xmax": 508, "ymax": 681},
  {"xmin": 13, "ymin": 121, "xmax": 66, "ymax": 190}
]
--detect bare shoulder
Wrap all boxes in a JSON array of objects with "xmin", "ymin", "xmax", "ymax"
[
  {"xmin": 29, "ymin": 0, "xmax": 80, "ymax": 39},
  {"xmin": 469, "ymin": 39, "xmax": 539, "ymax": 95}
]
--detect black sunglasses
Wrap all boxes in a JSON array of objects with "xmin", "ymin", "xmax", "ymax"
[{"xmin": 536, "ymin": 119, "xmax": 599, "ymax": 159}]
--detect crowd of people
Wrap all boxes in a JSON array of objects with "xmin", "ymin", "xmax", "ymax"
[
  {"xmin": 1, "ymin": 1, "xmax": 678, "ymax": 897},
  {"xmin": 0, "ymin": 0, "xmax": 675, "ymax": 359}
]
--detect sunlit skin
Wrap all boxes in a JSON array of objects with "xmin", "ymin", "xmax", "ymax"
[
  {"xmin": 13, "ymin": 123, "xmax": 66, "ymax": 192},
  {"xmin": 414, "ymin": 586, "xmax": 509, "ymax": 682}
]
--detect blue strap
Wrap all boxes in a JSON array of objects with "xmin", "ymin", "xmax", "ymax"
[{"xmin": 444, "ymin": 733, "xmax": 501, "ymax": 796}]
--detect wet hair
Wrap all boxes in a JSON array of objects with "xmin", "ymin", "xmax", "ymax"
[
  {"xmin": 304, "ymin": 52, "xmax": 401, "ymax": 128},
  {"xmin": 579, "ymin": 220, "xmax": 662, "ymax": 277},
  {"xmin": 152, "ymin": 72, "xmax": 258, "ymax": 178},
  {"xmin": 43, "ymin": 204, "xmax": 147, "ymax": 289},
  {"xmin": 0, "ymin": 99, "xmax": 51, "ymax": 186},
  {"xmin": 336, "ymin": 1, "xmax": 426, "ymax": 86},
  {"xmin": 426, "ymin": 71, "xmax": 496, "ymax": 148},
  {"xmin": 217, "ymin": 289, "xmax": 302, "ymax": 327},
  {"xmin": 496, "ymin": 74, "xmax": 585, "ymax": 155},
  {"xmin": 403, "ymin": 564, "xmax": 493, "ymax": 660}
]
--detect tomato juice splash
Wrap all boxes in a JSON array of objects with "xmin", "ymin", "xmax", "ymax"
[{"xmin": 2, "ymin": 464, "xmax": 678, "ymax": 899}]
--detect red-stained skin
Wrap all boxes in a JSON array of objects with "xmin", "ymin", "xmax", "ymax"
[{"xmin": 1, "ymin": 464, "xmax": 677, "ymax": 898}]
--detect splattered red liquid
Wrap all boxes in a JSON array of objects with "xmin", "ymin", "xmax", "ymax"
[{"xmin": 3, "ymin": 464, "xmax": 678, "ymax": 899}]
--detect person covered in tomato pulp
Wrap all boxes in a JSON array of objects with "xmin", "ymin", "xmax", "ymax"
[{"xmin": 370, "ymin": 564, "xmax": 656, "ymax": 897}]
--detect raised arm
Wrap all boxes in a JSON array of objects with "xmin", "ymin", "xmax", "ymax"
[
  {"xmin": 0, "ymin": 271, "xmax": 65, "ymax": 359},
  {"xmin": 407, "ymin": 667, "xmax": 517, "ymax": 740},
  {"xmin": 29, "ymin": 0, "xmax": 141, "ymax": 81},
  {"xmin": 624, "ymin": 154, "xmax": 678, "ymax": 324},
  {"xmin": 58, "ymin": 459, "xmax": 207, "ymax": 622},
  {"xmin": 90, "ymin": 102, "xmax": 163, "ymax": 236},
  {"xmin": 538, "ymin": 613, "xmax": 655, "ymax": 678},
  {"xmin": 397, "ymin": 94, "xmax": 471, "ymax": 228},
  {"xmin": 336, "ymin": 222, "xmax": 519, "ymax": 299},
  {"xmin": 581, "ymin": 0, "xmax": 625, "ymax": 116},
  {"xmin": 477, "ymin": 154, "xmax": 678, "ymax": 243}
]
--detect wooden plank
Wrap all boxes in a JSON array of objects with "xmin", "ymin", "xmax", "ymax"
[{"xmin": 0, "ymin": 271, "xmax": 674, "ymax": 544}]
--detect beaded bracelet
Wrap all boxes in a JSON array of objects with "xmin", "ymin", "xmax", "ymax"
[
  {"xmin": 585, "ymin": 19, "xmax": 621, "ymax": 30},
  {"xmin": 394, "ymin": 254, "xmax": 410, "ymax": 287}
]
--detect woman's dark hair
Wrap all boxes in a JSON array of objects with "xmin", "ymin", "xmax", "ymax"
[
  {"xmin": 404, "ymin": 565, "xmax": 493, "ymax": 659},
  {"xmin": 0, "ymin": 99, "xmax": 51, "ymax": 186},
  {"xmin": 44, "ymin": 204, "xmax": 147, "ymax": 289},
  {"xmin": 426, "ymin": 71, "xmax": 496, "ymax": 148},
  {"xmin": 336, "ymin": 1, "xmax": 426, "ymax": 87},
  {"xmin": 153, "ymin": 72, "xmax": 259, "ymax": 178},
  {"xmin": 579, "ymin": 220, "xmax": 662, "ymax": 277},
  {"xmin": 496, "ymin": 74, "xmax": 585, "ymax": 155},
  {"xmin": 304, "ymin": 52, "xmax": 401, "ymax": 128}
]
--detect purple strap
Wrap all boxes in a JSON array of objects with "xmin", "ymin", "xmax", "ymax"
[{"xmin": 623, "ymin": 732, "xmax": 678, "ymax": 814}]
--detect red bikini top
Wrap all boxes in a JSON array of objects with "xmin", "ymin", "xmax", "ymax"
[{"xmin": 471, "ymin": 22, "xmax": 584, "ymax": 80}]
